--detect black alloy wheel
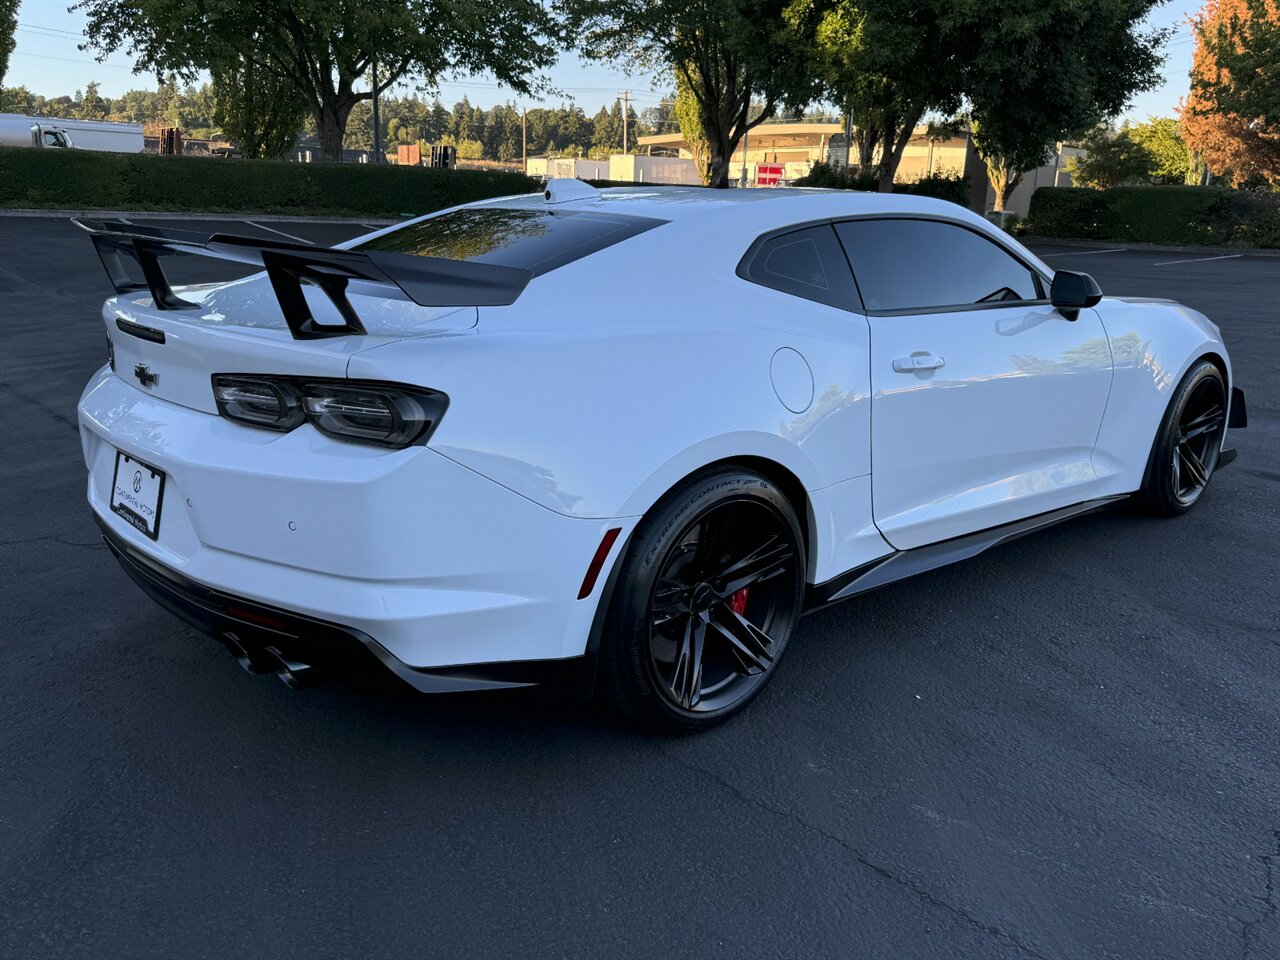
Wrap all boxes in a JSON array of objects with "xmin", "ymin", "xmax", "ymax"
[
  {"xmin": 1143, "ymin": 360, "xmax": 1229, "ymax": 516},
  {"xmin": 600, "ymin": 468, "xmax": 805, "ymax": 731},
  {"xmin": 1171, "ymin": 375, "xmax": 1226, "ymax": 506}
]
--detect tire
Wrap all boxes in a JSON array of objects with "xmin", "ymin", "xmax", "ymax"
[
  {"xmin": 598, "ymin": 466, "xmax": 806, "ymax": 733},
  {"xmin": 1140, "ymin": 360, "xmax": 1228, "ymax": 517}
]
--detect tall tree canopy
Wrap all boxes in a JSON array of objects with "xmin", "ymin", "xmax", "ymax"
[
  {"xmin": 802, "ymin": 0, "xmax": 960, "ymax": 190},
  {"xmin": 1183, "ymin": 0, "xmax": 1280, "ymax": 184},
  {"xmin": 804, "ymin": 0, "xmax": 1164, "ymax": 202},
  {"xmin": 212, "ymin": 57, "xmax": 310, "ymax": 159},
  {"xmin": 0, "ymin": 0, "xmax": 17, "ymax": 95},
  {"xmin": 959, "ymin": 0, "xmax": 1167, "ymax": 210},
  {"xmin": 561, "ymin": 0, "xmax": 816, "ymax": 187},
  {"xmin": 74, "ymin": 0, "xmax": 561, "ymax": 160}
]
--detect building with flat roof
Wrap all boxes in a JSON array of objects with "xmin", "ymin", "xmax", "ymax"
[{"xmin": 636, "ymin": 120, "xmax": 1082, "ymax": 218}]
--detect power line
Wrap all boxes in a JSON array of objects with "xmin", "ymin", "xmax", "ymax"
[
  {"xmin": 11, "ymin": 50, "xmax": 136, "ymax": 70},
  {"xmin": 18, "ymin": 21, "xmax": 86, "ymax": 38}
]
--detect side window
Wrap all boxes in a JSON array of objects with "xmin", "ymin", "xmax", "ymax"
[
  {"xmin": 737, "ymin": 224, "xmax": 860, "ymax": 311},
  {"xmin": 834, "ymin": 219, "xmax": 1043, "ymax": 313}
]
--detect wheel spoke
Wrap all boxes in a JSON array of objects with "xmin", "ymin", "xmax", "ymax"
[
  {"xmin": 1179, "ymin": 444, "xmax": 1210, "ymax": 488},
  {"xmin": 708, "ymin": 604, "xmax": 775, "ymax": 676},
  {"xmin": 716, "ymin": 537, "xmax": 794, "ymax": 596},
  {"xmin": 690, "ymin": 510, "xmax": 728, "ymax": 579},
  {"xmin": 651, "ymin": 578, "xmax": 691, "ymax": 626},
  {"xmin": 668, "ymin": 615, "xmax": 706, "ymax": 709},
  {"xmin": 1180, "ymin": 405, "xmax": 1224, "ymax": 443}
]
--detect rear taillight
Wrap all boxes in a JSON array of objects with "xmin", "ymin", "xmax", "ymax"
[
  {"xmin": 213, "ymin": 377, "xmax": 305, "ymax": 431},
  {"xmin": 212, "ymin": 375, "xmax": 447, "ymax": 449}
]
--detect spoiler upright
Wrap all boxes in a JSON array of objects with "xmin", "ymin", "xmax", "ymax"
[{"xmin": 72, "ymin": 218, "xmax": 533, "ymax": 340}]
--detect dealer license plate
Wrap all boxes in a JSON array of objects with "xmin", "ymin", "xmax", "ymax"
[{"xmin": 110, "ymin": 450, "xmax": 166, "ymax": 540}]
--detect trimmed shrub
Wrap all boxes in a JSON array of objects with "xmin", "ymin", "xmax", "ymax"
[
  {"xmin": 793, "ymin": 161, "xmax": 879, "ymax": 191},
  {"xmin": 0, "ymin": 147, "xmax": 540, "ymax": 217},
  {"xmin": 793, "ymin": 161, "xmax": 969, "ymax": 205},
  {"xmin": 1025, "ymin": 188, "xmax": 1117, "ymax": 239},
  {"xmin": 1027, "ymin": 185, "xmax": 1280, "ymax": 247},
  {"xmin": 895, "ymin": 171, "xmax": 968, "ymax": 205}
]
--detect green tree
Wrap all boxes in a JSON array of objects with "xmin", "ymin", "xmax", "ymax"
[
  {"xmin": 674, "ymin": 69, "xmax": 712, "ymax": 184},
  {"xmin": 803, "ymin": 0, "xmax": 1163, "ymax": 198},
  {"xmin": 212, "ymin": 57, "xmax": 309, "ymax": 158},
  {"xmin": 154, "ymin": 74, "xmax": 181, "ymax": 128},
  {"xmin": 76, "ymin": 81, "xmax": 109, "ymax": 119},
  {"xmin": 1127, "ymin": 117, "xmax": 1192, "ymax": 184},
  {"xmin": 1065, "ymin": 126, "xmax": 1156, "ymax": 188},
  {"xmin": 960, "ymin": 0, "xmax": 1166, "ymax": 211},
  {"xmin": 962, "ymin": 0, "xmax": 1167, "ymax": 209},
  {"xmin": 75, "ymin": 0, "xmax": 561, "ymax": 160},
  {"xmin": 563, "ymin": 0, "xmax": 816, "ymax": 187},
  {"xmin": 802, "ymin": 0, "xmax": 962, "ymax": 190},
  {"xmin": 0, "ymin": 0, "xmax": 17, "ymax": 98}
]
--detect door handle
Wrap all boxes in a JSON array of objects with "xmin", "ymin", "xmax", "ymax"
[{"xmin": 893, "ymin": 354, "xmax": 946, "ymax": 373}]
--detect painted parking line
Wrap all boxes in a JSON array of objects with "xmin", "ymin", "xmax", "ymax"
[
  {"xmin": 1152, "ymin": 253, "xmax": 1245, "ymax": 267},
  {"xmin": 1037, "ymin": 248, "xmax": 1127, "ymax": 258},
  {"xmin": 360, "ymin": 223, "xmax": 383, "ymax": 231},
  {"xmin": 244, "ymin": 220, "xmax": 314, "ymax": 244}
]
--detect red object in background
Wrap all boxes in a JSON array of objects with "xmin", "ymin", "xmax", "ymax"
[
  {"xmin": 397, "ymin": 143, "xmax": 422, "ymax": 166},
  {"xmin": 756, "ymin": 163, "xmax": 785, "ymax": 187}
]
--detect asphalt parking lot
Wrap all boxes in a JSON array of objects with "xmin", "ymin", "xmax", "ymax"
[{"xmin": 2, "ymin": 213, "xmax": 1278, "ymax": 959}]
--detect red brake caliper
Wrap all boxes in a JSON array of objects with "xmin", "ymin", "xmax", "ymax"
[{"xmin": 728, "ymin": 588, "xmax": 749, "ymax": 615}]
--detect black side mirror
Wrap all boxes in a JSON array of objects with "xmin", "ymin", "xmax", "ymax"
[{"xmin": 1050, "ymin": 271, "xmax": 1103, "ymax": 320}]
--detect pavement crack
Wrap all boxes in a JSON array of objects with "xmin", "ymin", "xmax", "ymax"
[
  {"xmin": 0, "ymin": 532, "xmax": 99, "ymax": 549},
  {"xmin": 0, "ymin": 381, "xmax": 80, "ymax": 433},
  {"xmin": 660, "ymin": 748, "xmax": 1048, "ymax": 960},
  {"xmin": 1242, "ymin": 830, "xmax": 1279, "ymax": 959}
]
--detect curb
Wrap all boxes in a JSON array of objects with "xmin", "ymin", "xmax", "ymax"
[
  {"xmin": 0, "ymin": 209, "xmax": 402, "ymax": 225},
  {"xmin": 1022, "ymin": 235, "xmax": 1280, "ymax": 258}
]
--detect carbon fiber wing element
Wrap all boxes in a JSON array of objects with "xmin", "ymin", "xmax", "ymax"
[{"xmin": 72, "ymin": 218, "xmax": 533, "ymax": 340}]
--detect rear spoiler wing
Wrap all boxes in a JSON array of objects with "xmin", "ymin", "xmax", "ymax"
[{"xmin": 72, "ymin": 218, "xmax": 533, "ymax": 340}]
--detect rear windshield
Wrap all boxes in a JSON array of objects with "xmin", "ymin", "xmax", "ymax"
[{"xmin": 352, "ymin": 206, "xmax": 665, "ymax": 276}]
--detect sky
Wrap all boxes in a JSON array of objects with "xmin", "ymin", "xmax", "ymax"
[{"xmin": 7, "ymin": 0, "xmax": 1206, "ymax": 124}]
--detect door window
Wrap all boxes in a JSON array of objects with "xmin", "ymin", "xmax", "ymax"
[{"xmin": 835, "ymin": 219, "xmax": 1043, "ymax": 313}]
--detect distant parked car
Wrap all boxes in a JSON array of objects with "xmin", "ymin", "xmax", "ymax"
[{"xmin": 74, "ymin": 180, "xmax": 1247, "ymax": 731}]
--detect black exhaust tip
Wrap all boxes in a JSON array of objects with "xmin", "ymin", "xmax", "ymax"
[
  {"xmin": 218, "ymin": 631, "xmax": 274, "ymax": 676},
  {"xmin": 262, "ymin": 646, "xmax": 326, "ymax": 690}
]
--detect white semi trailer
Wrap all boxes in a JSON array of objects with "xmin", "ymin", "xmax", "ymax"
[
  {"xmin": 0, "ymin": 114, "xmax": 145, "ymax": 152},
  {"xmin": 0, "ymin": 114, "xmax": 74, "ymax": 148},
  {"xmin": 39, "ymin": 117, "xmax": 144, "ymax": 153}
]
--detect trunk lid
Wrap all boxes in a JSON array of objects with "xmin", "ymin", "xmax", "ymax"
[{"xmin": 106, "ymin": 274, "xmax": 476, "ymax": 414}]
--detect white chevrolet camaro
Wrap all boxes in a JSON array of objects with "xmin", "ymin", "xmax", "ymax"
[{"xmin": 76, "ymin": 180, "xmax": 1248, "ymax": 731}]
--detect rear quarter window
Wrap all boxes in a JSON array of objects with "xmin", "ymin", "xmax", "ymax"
[
  {"xmin": 736, "ymin": 224, "xmax": 861, "ymax": 311},
  {"xmin": 353, "ymin": 207, "xmax": 666, "ymax": 277}
]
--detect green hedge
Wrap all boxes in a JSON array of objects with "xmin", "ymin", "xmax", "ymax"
[
  {"xmin": 793, "ymin": 162, "xmax": 970, "ymax": 205},
  {"xmin": 0, "ymin": 147, "xmax": 540, "ymax": 217},
  {"xmin": 1027, "ymin": 186, "xmax": 1280, "ymax": 248}
]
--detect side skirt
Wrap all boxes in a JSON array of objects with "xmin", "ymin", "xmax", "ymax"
[{"xmin": 805, "ymin": 495, "xmax": 1128, "ymax": 612}]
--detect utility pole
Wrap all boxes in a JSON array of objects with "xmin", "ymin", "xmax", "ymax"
[
  {"xmin": 521, "ymin": 107, "xmax": 527, "ymax": 174},
  {"xmin": 371, "ymin": 56, "xmax": 381, "ymax": 164},
  {"xmin": 844, "ymin": 111, "xmax": 853, "ymax": 170},
  {"xmin": 621, "ymin": 90, "xmax": 629, "ymax": 154}
]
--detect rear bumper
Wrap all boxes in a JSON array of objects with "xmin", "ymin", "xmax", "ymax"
[
  {"xmin": 98, "ymin": 516, "xmax": 587, "ymax": 692},
  {"xmin": 79, "ymin": 367, "xmax": 633, "ymax": 674}
]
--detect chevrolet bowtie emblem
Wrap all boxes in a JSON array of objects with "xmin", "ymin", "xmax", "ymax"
[{"xmin": 133, "ymin": 363, "xmax": 158, "ymax": 389}]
